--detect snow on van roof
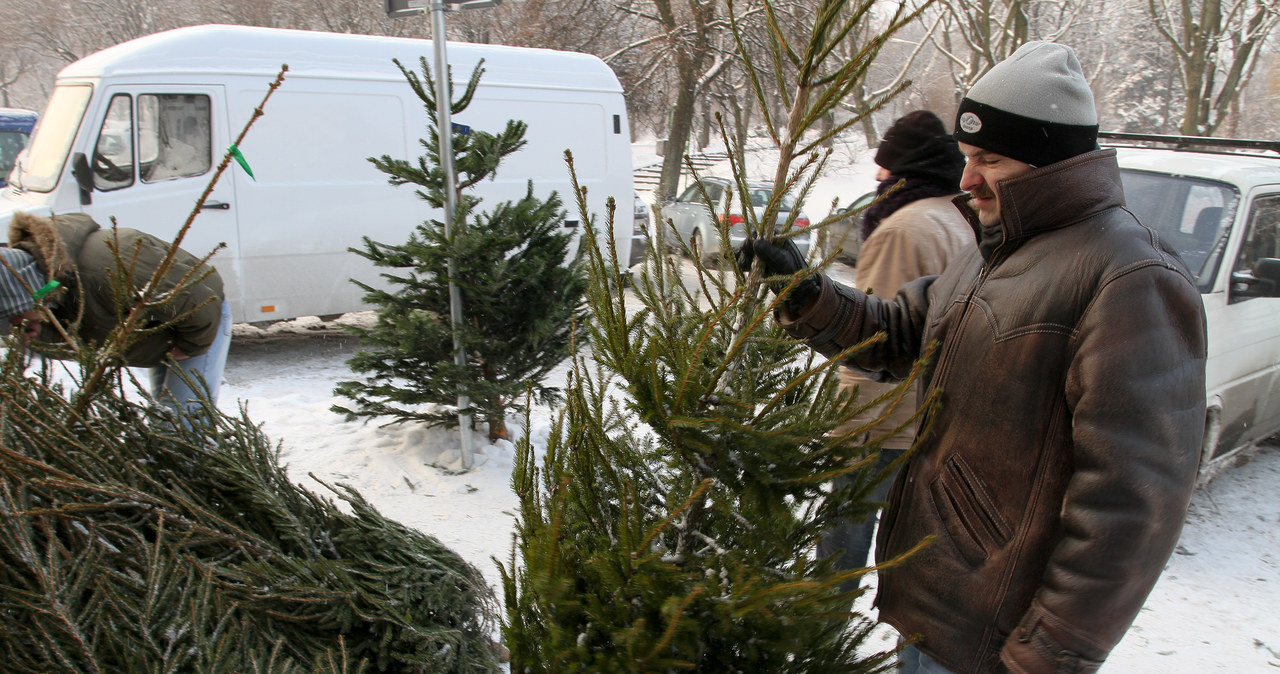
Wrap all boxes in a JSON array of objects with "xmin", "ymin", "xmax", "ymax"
[
  {"xmin": 1113, "ymin": 146, "xmax": 1280, "ymax": 191},
  {"xmin": 58, "ymin": 24, "xmax": 623, "ymax": 94}
]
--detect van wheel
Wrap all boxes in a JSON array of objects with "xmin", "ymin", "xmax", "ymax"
[{"xmin": 1194, "ymin": 405, "xmax": 1225, "ymax": 488}]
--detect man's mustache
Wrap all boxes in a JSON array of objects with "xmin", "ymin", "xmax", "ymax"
[{"xmin": 968, "ymin": 186, "xmax": 995, "ymax": 201}]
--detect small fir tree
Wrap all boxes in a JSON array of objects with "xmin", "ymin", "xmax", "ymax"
[
  {"xmin": 333, "ymin": 58, "xmax": 588, "ymax": 442},
  {"xmin": 500, "ymin": 0, "xmax": 933, "ymax": 670}
]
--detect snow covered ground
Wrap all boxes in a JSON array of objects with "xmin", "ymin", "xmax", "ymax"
[{"xmin": 113, "ymin": 138, "xmax": 1280, "ymax": 669}]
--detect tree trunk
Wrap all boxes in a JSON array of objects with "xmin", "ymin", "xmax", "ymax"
[
  {"xmin": 657, "ymin": 81, "xmax": 698, "ymax": 202},
  {"xmin": 698, "ymin": 102, "xmax": 711, "ymax": 150}
]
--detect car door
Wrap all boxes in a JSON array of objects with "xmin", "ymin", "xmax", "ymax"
[
  {"xmin": 661, "ymin": 181, "xmax": 723, "ymax": 254},
  {"xmin": 1205, "ymin": 189, "xmax": 1280, "ymax": 458}
]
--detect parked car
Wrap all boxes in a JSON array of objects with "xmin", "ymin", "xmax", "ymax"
[
  {"xmin": 0, "ymin": 108, "xmax": 38, "ymax": 188},
  {"xmin": 658, "ymin": 177, "xmax": 811, "ymax": 262},
  {"xmin": 630, "ymin": 191, "xmax": 650, "ymax": 267},
  {"xmin": 822, "ymin": 190, "xmax": 874, "ymax": 264},
  {"xmin": 1103, "ymin": 132, "xmax": 1280, "ymax": 485}
]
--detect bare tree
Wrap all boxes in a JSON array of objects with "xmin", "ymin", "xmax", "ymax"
[
  {"xmin": 1147, "ymin": 0, "xmax": 1280, "ymax": 136},
  {"xmin": 612, "ymin": 0, "xmax": 729, "ymax": 201},
  {"xmin": 838, "ymin": 2, "xmax": 943, "ymax": 146},
  {"xmin": 930, "ymin": 0, "xmax": 1078, "ymax": 99},
  {"xmin": 0, "ymin": 11, "xmax": 36, "ymax": 107}
]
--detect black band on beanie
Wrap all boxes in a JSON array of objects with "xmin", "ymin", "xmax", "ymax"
[{"xmin": 952, "ymin": 98, "xmax": 1098, "ymax": 167}]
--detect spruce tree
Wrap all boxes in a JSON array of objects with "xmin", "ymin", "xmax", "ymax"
[
  {"xmin": 333, "ymin": 58, "xmax": 588, "ymax": 442},
  {"xmin": 500, "ymin": 1, "xmax": 932, "ymax": 670}
]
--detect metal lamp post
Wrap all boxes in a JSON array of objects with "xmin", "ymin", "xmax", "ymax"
[{"xmin": 387, "ymin": 0, "xmax": 503, "ymax": 470}]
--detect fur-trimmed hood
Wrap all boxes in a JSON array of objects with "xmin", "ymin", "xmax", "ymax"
[{"xmin": 9, "ymin": 211, "xmax": 92, "ymax": 282}]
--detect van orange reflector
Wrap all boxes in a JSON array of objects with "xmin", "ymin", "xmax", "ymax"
[{"xmin": 261, "ymin": 305, "xmax": 276, "ymax": 313}]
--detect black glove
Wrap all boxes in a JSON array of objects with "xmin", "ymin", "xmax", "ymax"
[{"xmin": 736, "ymin": 237, "xmax": 821, "ymax": 311}]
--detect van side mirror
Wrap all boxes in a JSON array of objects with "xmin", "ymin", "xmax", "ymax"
[
  {"xmin": 1231, "ymin": 258, "xmax": 1280, "ymax": 300},
  {"xmin": 71, "ymin": 152, "xmax": 92, "ymax": 205}
]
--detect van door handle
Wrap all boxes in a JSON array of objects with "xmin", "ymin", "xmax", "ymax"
[{"xmin": 201, "ymin": 201, "xmax": 231, "ymax": 210}]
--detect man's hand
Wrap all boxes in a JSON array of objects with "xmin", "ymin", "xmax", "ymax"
[
  {"xmin": 736, "ymin": 237, "xmax": 821, "ymax": 312},
  {"xmin": 7, "ymin": 309, "xmax": 43, "ymax": 345}
]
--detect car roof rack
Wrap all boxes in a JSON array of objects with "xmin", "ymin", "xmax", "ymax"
[{"xmin": 1099, "ymin": 131, "xmax": 1280, "ymax": 156}]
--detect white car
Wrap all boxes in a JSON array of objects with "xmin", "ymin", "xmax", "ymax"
[
  {"xmin": 658, "ymin": 177, "xmax": 811, "ymax": 263},
  {"xmin": 1107, "ymin": 133, "xmax": 1280, "ymax": 484}
]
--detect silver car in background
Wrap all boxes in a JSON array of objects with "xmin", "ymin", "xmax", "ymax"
[
  {"xmin": 629, "ymin": 192, "xmax": 650, "ymax": 267},
  {"xmin": 658, "ymin": 177, "xmax": 811, "ymax": 262},
  {"xmin": 821, "ymin": 190, "xmax": 874, "ymax": 264}
]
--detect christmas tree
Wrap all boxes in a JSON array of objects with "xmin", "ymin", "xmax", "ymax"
[
  {"xmin": 333, "ymin": 58, "xmax": 588, "ymax": 443},
  {"xmin": 499, "ymin": 1, "xmax": 932, "ymax": 670}
]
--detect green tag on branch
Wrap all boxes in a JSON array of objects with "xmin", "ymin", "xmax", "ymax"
[
  {"xmin": 32, "ymin": 279, "xmax": 60, "ymax": 300},
  {"xmin": 229, "ymin": 144, "xmax": 255, "ymax": 180}
]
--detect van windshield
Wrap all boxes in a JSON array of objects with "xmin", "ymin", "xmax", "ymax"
[
  {"xmin": 18, "ymin": 84, "xmax": 92, "ymax": 193},
  {"xmin": 1118, "ymin": 169, "xmax": 1240, "ymax": 293}
]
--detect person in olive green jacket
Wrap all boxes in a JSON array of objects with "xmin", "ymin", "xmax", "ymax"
[{"xmin": 1, "ymin": 211, "xmax": 230, "ymax": 414}]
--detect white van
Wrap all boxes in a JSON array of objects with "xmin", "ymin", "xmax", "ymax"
[
  {"xmin": 0, "ymin": 24, "xmax": 634, "ymax": 323},
  {"xmin": 1103, "ymin": 133, "xmax": 1280, "ymax": 484}
]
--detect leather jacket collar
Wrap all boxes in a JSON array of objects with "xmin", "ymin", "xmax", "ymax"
[{"xmin": 953, "ymin": 149, "xmax": 1125, "ymax": 263}]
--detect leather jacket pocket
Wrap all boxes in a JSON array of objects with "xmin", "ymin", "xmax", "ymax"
[{"xmin": 930, "ymin": 454, "xmax": 1013, "ymax": 567}]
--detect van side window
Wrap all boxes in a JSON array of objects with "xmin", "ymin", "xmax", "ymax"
[
  {"xmin": 138, "ymin": 94, "xmax": 211, "ymax": 182},
  {"xmin": 93, "ymin": 94, "xmax": 134, "ymax": 191},
  {"xmin": 1230, "ymin": 195, "xmax": 1280, "ymax": 302}
]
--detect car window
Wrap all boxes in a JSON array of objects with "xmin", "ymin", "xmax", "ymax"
[
  {"xmin": 774, "ymin": 190, "xmax": 795, "ymax": 211},
  {"xmin": 1119, "ymin": 169, "xmax": 1239, "ymax": 292},
  {"xmin": 138, "ymin": 94, "xmax": 211, "ymax": 182},
  {"xmin": 676, "ymin": 183, "xmax": 704, "ymax": 203},
  {"xmin": 0, "ymin": 130, "xmax": 28, "ymax": 177},
  {"xmin": 93, "ymin": 94, "xmax": 135, "ymax": 191},
  {"xmin": 1230, "ymin": 195, "xmax": 1280, "ymax": 302},
  {"xmin": 704, "ymin": 183, "xmax": 725, "ymax": 207}
]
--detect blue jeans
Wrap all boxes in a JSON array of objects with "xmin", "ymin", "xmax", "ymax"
[
  {"xmin": 817, "ymin": 448, "xmax": 905, "ymax": 593},
  {"xmin": 149, "ymin": 299, "xmax": 231, "ymax": 415},
  {"xmin": 898, "ymin": 644, "xmax": 954, "ymax": 674}
]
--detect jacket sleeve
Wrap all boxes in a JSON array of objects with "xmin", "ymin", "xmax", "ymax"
[
  {"xmin": 162, "ymin": 276, "xmax": 224, "ymax": 358},
  {"xmin": 776, "ymin": 273, "xmax": 934, "ymax": 382},
  {"xmin": 1001, "ymin": 264, "xmax": 1206, "ymax": 673}
]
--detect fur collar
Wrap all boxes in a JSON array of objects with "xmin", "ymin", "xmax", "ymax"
[{"xmin": 9, "ymin": 211, "xmax": 76, "ymax": 279}]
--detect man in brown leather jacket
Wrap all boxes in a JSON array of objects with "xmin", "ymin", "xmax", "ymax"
[{"xmin": 740, "ymin": 42, "xmax": 1207, "ymax": 673}]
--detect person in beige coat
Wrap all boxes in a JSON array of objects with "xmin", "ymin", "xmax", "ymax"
[{"xmin": 818, "ymin": 111, "xmax": 971, "ymax": 593}]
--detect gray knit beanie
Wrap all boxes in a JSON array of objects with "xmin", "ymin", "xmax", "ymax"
[
  {"xmin": 953, "ymin": 41, "xmax": 1099, "ymax": 167},
  {"xmin": 0, "ymin": 246, "xmax": 45, "ymax": 319}
]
